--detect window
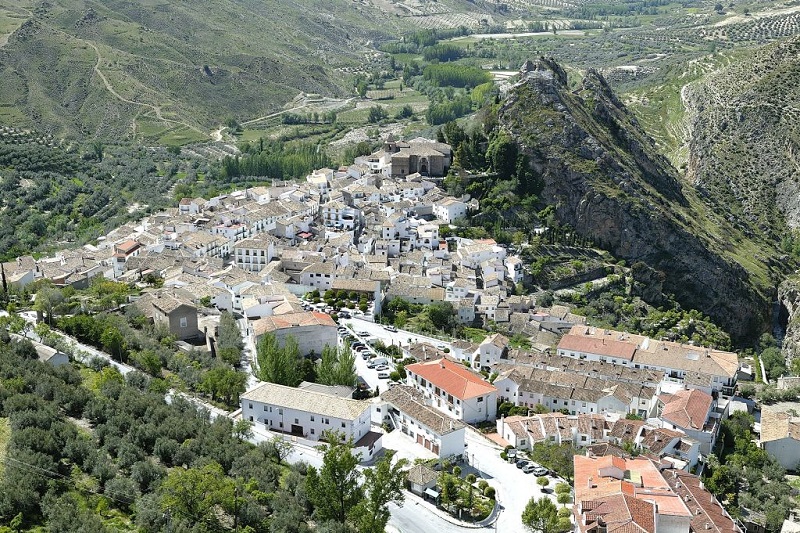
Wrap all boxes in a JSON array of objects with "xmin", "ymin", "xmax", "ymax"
[
  {"xmin": 263, "ymin": 405, "xmax": 268, "ymax": 411},
  {"xmin": 248, "ymin": 403, "xmax": 253, "ymax": 409},
  {"xmin": 477, "ymin": 397, "xmax": 484, "ymax": 403},
  {"xmin": 294, "ymin": 418, "xmax": 299, "ymax": 424},
  {"xmin": 341, "ymin": 422, "xmax": 346, "ymax": 428},
  {"xmin": 311, "ymin": 428, "xmax": 315, "ymax": 435},
  {"xmin": 278, "ymin": 408, "xmax": 283, "ymax": 415},
  {"xmin": 311, "ymin": 415, "xmax": 315, "ymax": 421},
  {"xmin": 180, "ymin": 317, "xmax": 188, "ymax": 328}
]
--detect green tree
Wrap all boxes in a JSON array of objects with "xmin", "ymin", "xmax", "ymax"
[
  {"xmin": 352, "ymin": 451, "xmax": 407, "ymax": 532},
  {"xmin": 522, "ymin": 497, "xmax": 560, "ymax": 533},
  {"xmin": 305, "ymin": 433, "xmax": 363, "ymax": 523},
  {"xmin": 255, "ymin": 333, "xmax": 303, "ymax": 387},
  {"xmin": 100, "ymin": 326, "xmax": 126, "ymax": 362},
  {"xmin": 217, "ymin": 311, "xmax": 243, "ymax": 366},
  {"xmin": 34, "ymin": 285, "xmax": 64, "ymax": 325},
  {"xmin": 159, "ymin": 462, "xmax": 235, "ymax": 528},
  {"xmin": 200, "ymin": 366, "xmax": 247, "ymax": 406},
  {"xmin": 367, "ymin": 106, "xmax": 388, "ymax": 124}
]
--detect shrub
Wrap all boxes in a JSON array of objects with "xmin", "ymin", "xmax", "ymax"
[
  {"xmin": 465, "ymin": 473, "xmax": 476, "ymax": 483},
  {"xmin": 558, "ymin": 507, "xmax": 571, "ymax": 518},
  {"xmin": 453, "ymin": 466, "xmax": 462, "ymax": 477},
  {"xmin": 484, "ymin": 486, "xmax": 496, "ymax": 499},
  {"xmin": 557, "ymin": 493, "xmax": 572, "ymax": 505},
  {"xmin": 537, "ymin": 477, "xmax": 549, "ymax": 487},
  {"xmin": 478, "ymin": 480, "xmax": 489, "ymax": 491},
  {"xmin": 500, "ymin": 452, "xmax": 507, "ymax": 461},
  {"xmin": 555, "ymin": 482, "xmax": 571, "ymax": 494}
]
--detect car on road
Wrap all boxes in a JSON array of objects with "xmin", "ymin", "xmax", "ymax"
[{"xmin": 383, "ymin": 325, "xmax": 398, "ymax": 332}]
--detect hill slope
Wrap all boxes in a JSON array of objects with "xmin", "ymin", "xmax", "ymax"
[
  {"xmin": 500, "ymin": 59, "xmax": 788, "ymax": 342},
  {"xmin": 685, "ymin": 36, "xmax": 800, "ymax": 234},
  {"xmin": 0, "ymin": 0, "xmax": 490, "ymax": 143}
]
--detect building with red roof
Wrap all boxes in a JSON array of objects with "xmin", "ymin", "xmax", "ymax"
[
  {"xmin": 657, "ymin": 388, "xmax": 718, "ymax": 455},
  {"xmin": 404, "ymin": 358, "xmax": 497, "ymax": 423},
  {"xmin": 574, "ymin": 454, "xmax": 740, "ymax": 533},
  {"xmin": 251, "ymin": 311, "xmax": 337, "ymax": 357}
]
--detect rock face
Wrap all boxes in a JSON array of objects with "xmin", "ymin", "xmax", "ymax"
[
  {"xmin": 500, "ymin": 58, "xmax": 775, "ymax": 342},
  {"xmin": 778, "ymin": 278, "xmax": 800, "ymax": 361}
]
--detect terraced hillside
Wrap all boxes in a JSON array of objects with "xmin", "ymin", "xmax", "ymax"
[
  {"xmin": 0, "ymin": 0, "xmax": 491, "ymax": 143},
  {"xmin": 684, "ymin": 36, "xmax": 800, "ymax": 233}
]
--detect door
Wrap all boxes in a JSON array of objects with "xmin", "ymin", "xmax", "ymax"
[
  {"xmin": 291, "ymin": 424, "xmax": 303, "ymax": 436},
  {"xmin": 417, "ymin": 434, "xmax": 423, "ymax": 445}
]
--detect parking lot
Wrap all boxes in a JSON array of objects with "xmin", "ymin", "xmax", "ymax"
[{"xmin": 338, "ymin": 325, "xmax": 397, "ymax": 392}]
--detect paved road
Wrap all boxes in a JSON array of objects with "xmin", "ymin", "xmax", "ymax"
[
  {"xmin": 464, "ymin": 429, "xmax": 564, "ymax": 533},
  {"xmin": 341, "ymin": 317, "xmax": 454, "ymax": 352},
  {"xmin": 387, "ymin": 499, "xmax": 493, "ymax": 533}
]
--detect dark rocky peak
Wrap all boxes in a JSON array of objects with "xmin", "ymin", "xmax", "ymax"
[{"xmin": 519, "ymin": 57, "xmax": 568, "ymax": 87}]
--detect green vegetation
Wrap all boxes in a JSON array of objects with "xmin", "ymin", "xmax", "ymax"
[
  {"xmin": 317, "ymin": 343, "xmax": 358, "ymax": 388},
  {"xmin": 527, "ymin": 442, "xmax": 576, "ymax": 483},
  {"xmin": 306, "ymin": 437, "xmax": 407, "ymax": 531},
  {"xmin": 0, "ymin": 132, "xmax": 185, "ymax": 259},
  {"xmin": 522, "ymin": 497, "xmax": 569, "ymax": 533},
  {"xmin": 704, "ymin": 412, "xmax": 793, "ymax": 531},
  {"xmin": 254, "ymin": 333, "xmax": 307, "ymax": 387}
]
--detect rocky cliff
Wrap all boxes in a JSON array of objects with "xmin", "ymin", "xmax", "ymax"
[
  {"xmin": 778, "ymin": 277, "xmax": 800, "ymax": 361},
  {"xmin": 499, "ymin": 58, "xmax": 781, "ymax": 343}
]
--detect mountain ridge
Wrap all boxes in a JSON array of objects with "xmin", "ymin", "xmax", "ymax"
[{"xmin": 499, "ymin": 58, "xmax": 783, "ymax": 342}]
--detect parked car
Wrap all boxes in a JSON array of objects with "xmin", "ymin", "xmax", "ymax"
[
  {"xmin": 516, "ymin": 460, "xmax": 530, "ymax": 469},
  {"xmin": 532, "ymin": 467, "xmax": 549, "ymax": 477},
  {"xmin": 522, "ymin": 463, "xmax": 537, "ymax": 474},
  {"xmin": 374, "ymin": 364, "xmax": 390, "ymax": 372},
  {"xmin": 383, "ymin": 325, "xmax": 398, "ymax": 332},
  {"xmin": 358, "ymin": 331, "xmax": 371, "ymax": 336},
  {"xmin": 377, "ymin": 371, "xmax": 390, "ymax": 379},
  {"xmin": 361, "ymin": 352, "xmax": 371, "ymax": 360}
]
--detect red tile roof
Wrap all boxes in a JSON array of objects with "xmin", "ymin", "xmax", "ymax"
[
  {"xmin": 406, "ymin": 358, "xmax": 497, "ymax": 400},
  {"xmin": 558, "ymin": 333, "xmax": 636, "ymax": 361},
  {"xmin": 115, "ymin": 239, "xmax": 140, "ymax": 254},
  {"xmin": 252, "ymin": 311, "xmax": 336, "ymax": 336},
  {"xmin": 660, "ymin": 389, "xmax": 713, "ymax": 430}
]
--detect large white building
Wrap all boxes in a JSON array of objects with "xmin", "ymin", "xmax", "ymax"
[
  {"xmin": 378, "ymin": 385, "xmax": 466, "ymax": 458},
  {"xmin": 405, "ymin": 358, "xmax": 497, "ymax": 423},
  {"xmin": 241, "ymin": 382, "xmax": 381, "ymax": 460},
  {"xmin": 233, "ymin": 235, "xmax": 278, "ymax": 272},
  {"xmin": 557, "ymin": 326, "xmax": 740, "ymax": 395}
]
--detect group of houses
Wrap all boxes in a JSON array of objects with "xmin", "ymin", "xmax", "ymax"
[{"xmin": 5, "ymin": 133, "xmax": 798, "ymax": 531}]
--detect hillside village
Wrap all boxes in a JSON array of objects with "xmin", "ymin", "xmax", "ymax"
[{"xmin": 2, "ymin": 134, "xmax": 797, "ymax": 533}]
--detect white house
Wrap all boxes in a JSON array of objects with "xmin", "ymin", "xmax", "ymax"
[
  {"xmin": 760, "ymin": 408, "xmax": 800, "ymax": 471},
  {"xmin": 473, "ymin": 333, "xmax": 509, "ymax": 371},
  {"xmin": 405, "ymin": 358, "xmax": 497, "ymax": 423},
  {"xmin": 233, "ymin": 236, "xmax": 278, "ymax": 272},
  {"xmin": 379, "ymin": 385, "xmax": 466, "ymax": 458},
  {"xmin": 241, "ymin": 382, "xmax": 381, "ymax": 460},
  {"xmin": 299, "ymin": 261, "xmax": 336, "ymax": 291},
  {"xmin": 251, "ymin": 311, "xmax": 337, "ymax": 357},
  {"xmin": 433, "ymin": 198, "xmax": 467, "ymax": 224},
  {"xmin": 656, "ymin": 388, "xmax": 718, "ymax": 455}
]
